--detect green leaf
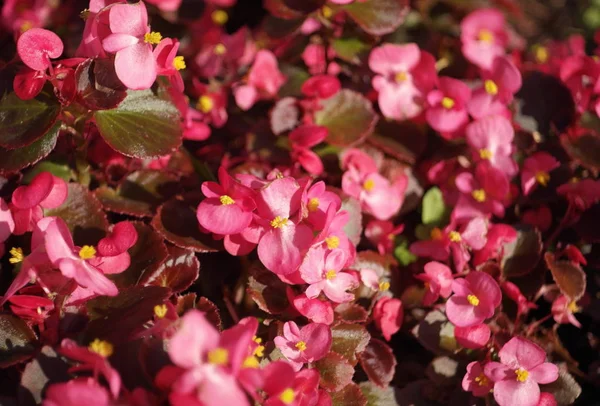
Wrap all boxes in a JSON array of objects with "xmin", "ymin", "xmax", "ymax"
[
  {"xmin": 0, "ymin": 123, "xmax": 60, "ymax": 175},
  {"xmin": 421, "ymin": 187, "xmax": 446, "ymax": 225},
  {"xmin": 393, "ymin": 240, "xmax": 416, "ymax": 266},
  {"xmin": 94, "ymin": 90, "xmax": 182, "ymax": 158},
  {"xmin": 359, "ymin": 382, "xmax": 398, "ymax": 406},
  {"xmin": 331, "ymin": 38, "xmax": 370, "ymax": 65},
  {"xmin": 0, "ymin": 90, "xmax": 60, "ymax": 149},
  {"xmin": 0, "ymin": 314, "xmax": 38, "ymax": 368},
  {"xmin": 341, "ymin": 0, "xmax": 409, "ymax": 36},
  {"xmin": 330, "ymin": 323, "xmax": 371, "ymax": 365},
  {"xmin": 279, "ymin": 64, "xmax": 310, "ymax": 98},
  {"xmin": 331, "ymin": 383, "xmax": 368, "ymax": 406},
  {"xmin": 315, "ymin": 90, "xmax": 378, "ymax": 147},
  {"xmin": 23, "ymin": 159, "xmax": 72, "ymax": 183},
  {"xmin": 315, "ymin": 352, "xmax": 355, "ymax": 392}
]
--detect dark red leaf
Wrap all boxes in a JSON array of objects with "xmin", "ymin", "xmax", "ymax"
[
  {"xmin": 143, "ymin": 245, "xmax": 200, "ymax": 293},
  {"xmin": 315, "ymin": 352, "xmax": 355, "ymax": 392},
  {"xmin": 358, "ymin": 338, "xmax": 396, "ymax": 387},
  {"xmin": 0, "ymin": 314, "xmax": 38, "ymax": 368},
  {"xmin": 545, "ymin": 252, "xmax": 586, "ymax": 301}
]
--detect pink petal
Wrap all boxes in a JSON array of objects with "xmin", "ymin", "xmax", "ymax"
[
  {"xmin": 324, "ymin": 248, "xmax": 347, "ymax": 272},
  {"xmin": 169, "ymin": 310, "xmax": 219, "ymax": 369},
  {"xmin": 44, "ymin": 217, "xmax": 76, "ymax": 264},
  {"xmin": 102, "ymin": 33, "xmax": 140, "ymax": 53},
  {"xmin": 108, "ymin": 2, "xmax": 149, "ymax": 37},
  {"xmin": 323, "ymin": 272, "xmax": 357, "ymax": 303},
  {"xmin": 300, "ymin": 246, "xmax": 327, "ymax": 284},
  {"xmin": 426, "ymin": 105, "xmax": 469, "ymax": 133},
  {"xmin": 0, "ymin": 199, "xmax": 15, "ymax": 242},
  {"xmin": 234, "ymin": 84, "xmax": 258, "ymax": 111},
  {"xmin": 57, "ymin": 257, "xmax": 118, "ymax": 296},
  {"xmin": 468, "ymin": 271, "xmax": 502, "ymax": 311},
  {"xmin": 499, "ymin": 337, "xmax": 546, "ymax": 371},
  {"xmin": 460, "ymin": 217, "xmax": 488, "ymax": 249},
  {"xmin": 255, "ymin": 177, "xmax": 301, "ymax": 220},
  {"xmin": 17, "ymin": 28, "xmax": 64, "ymax": 71},
  {"xmin": 493, "ymin": 376, "xmax": 540, "ymax": 406},
  {"xmin": 454, "ymin": 324, "xmax": 491, "ymax": 349},
  {"xmin": 446, "ymin": 295, "xmax": 487, "ymax": 327},
  {"xmin": 301, "ymin": 323, "xmax": 332, "ymax": 362},
  {"xmin": 369, "ymin": 43, "xmax": 420, "ymax": 76},
  {"xmin": 97, "ymin": 221, "xmax": 138, "ymax": 257},
  {"xmin": 39, "ymin": 176, "xmax": 68, "ymax": 209},
  {"xmin": 258, "ymin": 223, "xmax": 313, "ymax": 275},
  {"xmin": 197, "ymin": 198, "xmax": 253, "ymax": 236},
  {"xmin": 114, "ymin": 43, "xmax": 157, "ymax": 90},
  {"xmin": 528, "ymin": 363, "xmax": 559, "ymax": 384},
  {"xmin": 12, "ymin": 172, "xmax": 55, "ymax": 209},
  {"xmin": 292, "ymin": 294, "xmax": 334, "ymax": 325},
  {"xmin": 90, "ymin": 252, "xmax": 130, "ymax": 274}
]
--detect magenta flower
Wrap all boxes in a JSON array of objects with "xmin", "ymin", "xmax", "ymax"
[
  {"xmin": 290, "ymin": 125, "xmax": 328, "ymax": 176},
  {"xmin": 43, "ymin": 379, "xmax": 111, "ymax": 406},
  {"xmin": 197, "ymin": 167, "xmax": 257, "ymax": 236},
  {"xmin": 17, "ymin": 28, "xmax": 63, "ymax": 72},
  {"xmin": 462, "ymin": 361, "xmax": 493, "ymax": 397},
  {"xmin": 373, "ymin": 297, "xmax": 403, "ymax": 341},
  {"xmin": 288, "ymin": 289, "xmax": 334, "ymax": 325},
  {"xmin": 415, "ymin": 261, "xmax": 453, "ymax": 306},
  {"xmin": 472, "ymin": 223, "xmax": 517, "ymax": 266},
  {"xmin": 557, "ymin": 179, "xmax": 600, "ymax": 211},
  {"xmin": 466, "ymin": 115, "xmax": 517, "ymax": 176},
  {"xmin": 299, "ymin": 246, "xmax": 358, "ymax": 303},
  {"xmin": 445, "ymin": 271, "xmax": 501, "ymax": 327},
  {"xmin": 101, "ymin": 1, "xmax": 158, "ymax": 89},
  {"xmin": 262, "ymin": 361, "xmax": 322, "ymax": 406},
  {"xmin": 0, "ymin": 198, "xmax": 15, "ymax": 255},
  {"xmin": 364, "ymin": 220, "xmax": 404, "ymax": 255},
  {"xmin": 234, "ymin": 50, "xmax": 286, "ymax": 111},
  {"xmin": 368, "ymin": 43, "xmax": 437, "ymax": 120},
  {"xmin": 426, "ymin": 77, "xmax": 471, "ymax": 134},
  {"xmin": 460, "ymin": 8, "xmax": 508, "ymax": 70},
  {"xmin": 521, "ymin": 152, "xmax": 560, "ymax": 196},
  {"xmin": 145, "ymin": 0, "xmax": 182, "ymax": 12},
  {"xmin": 551, "ymin": 295, "xmax": 581, "ymax": 328},
  {"xmin": 302, "ymin": 179, "xmax": 341, "ymax": 230},
  {"xmin": 154, "ymin": 38, "xmax": 186, "ymax": 92},
  {"xmin": 453, "ymin": 162, "xmax": 509, "ymax": 221},
  {"xmin": 484, "ymin": 337, "xmax": 559, "ymax": 406},
  {"xmin": 274, "ymin": 321, "xmax": 332, "ymax": 371},
  {"xmin": 468, "ymin": 56, "xmax": 522, "ymax": 119}
]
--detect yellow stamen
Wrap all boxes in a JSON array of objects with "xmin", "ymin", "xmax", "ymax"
[
  {"xmin": 535, "ymin": 171, "xmax": 550, "ymax": 186},
  {"xmin": 441, "ymin": 97, "xmax": 455, "ymax": 109},
  {"xmin": 214, "ymin": 43, "xmax": 226, "ymax": 55},
  {"xmin": 79, "ymin": 245, "xmax": 96, "ymax": 260},
  {"xmin": 395, "ymin": 71, "xmax": 408, "ymax": 82},
  {"xmin": 321, "ymin": 6, "xmax": 333, "ymax": 19},
  {"xmin": 280, "ymin": 388, "xmax": 296, "ymax": 404},
  {"xmin": 325, "ymin": 270, "xmax": 337, "ymax": 280},
  {"xmin": 379, "ymin": 281, "xmax": 390, "ymax": 291},
  {"xmin": 479, "ymin": 148, "xmax": 493, "ymax": 160},
  {"xmin": 448, "ymin": 231, "xmax": 461, "ymax": 242},
  {"xmin": 88, "ymin": 339, "xmax": 113, "ymax": 357},
  {"xmin": 211, "ymin": 10, "xmax": 229, "ymax": 25},
  {"xmin": 534, "ymin": 46, "xmax": 549, "ymax": 63},
  {"xmin": 254, "ymin": 345, "xmax": 265, "ymax": 358},
  {"xmin": 20, "ymin": 21, "xmax": 33, "ymax": 32},
  {"xmin": 207, "ymin": 348, "xmax": 229, "ymax": 365},
  {"xmin": 478, "ymin": 29, "xmax": 494, "ymax": 43},
  {"xmin": 567, "ymin": 301, "xmax": 580, "ymax": 313},
  {"xmin": 467, "ymin": 294, "xmax": 480, "ymax": 306},
  {"xmin": 144, "ymin": 31, "xmax": 162, "ymax": 45},
  {"xmin": 270, "ymin": 216, "xmax": 288, "ymax": 229},
  {"xmin": 197, "ymin": 95, "xmax": 215, "ymax": 113},
  {"xmin": 80, "ymin": 9, "xmax": 90, "ymax": 20},
  {"xmin": 253, "ymin": 336, "xmax": 262, "ymax": 344},
  {"xmin": 172, "ymin": 56, "xmax": 186, "ymax": 71},
  {"xmin": 295, "ymin": 341, "xmax": 307, "ymax": 351},
  {"xmin": 475, "ymin": 373, "xmax": 489, "ymax": 386},
  {"xmin": 430, "ymin": 227, "xmax": 444, "ymax": 240},
  {"xmin": 325, "ymin": 236, "xmax": 340, "ymax": 250},
  {"xmin": 9, "ymin": 247, "xmax": 23, "ymax": 264},
  {"xmin": 515, "ymin": 368, "xmax": 529, "ymax": 382},
  {"xmin": 471, "ymin": 189, "xmax": 486, "ymax": 202},
  {"xmin": 154, "ymin": 304, "xmax": 168, "ymax": 318},
  {"xmin": 308, "ymin": 197, "xmax": 320, "ymax": 212},
  {"xmin": 220, "ymin": 195, "xmax": 235, "ymax": 205},
  {"xmin": 242, "ymin": 355, "xmax": 260, "ymax": 368},
  {"xmin": 484, "ymin": 80, "xmax": 498, "ymax": 96},
  {"xmin": 363, "ymin": 179, "xmax": 375, "ymax": 191}
]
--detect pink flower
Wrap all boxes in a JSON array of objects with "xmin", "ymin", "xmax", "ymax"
[
  {"xmin": 290, "ymin": 125, "xmax": 328, "ymax": 176},
  {"xmin": 426, "ymin": 77, "xmax": 471, "ymax": 134},
  {"xmin": 460, "ymin": 8, "xmax": 508, "ymax": 70},
  {"xmin": 415, "ymin": 261, "xmax": 453, "ymax": 306},
  {"xmin": 557, "ymin": 179, "xmax": 600, "ymax": 211},
  {"xmin": 299, "ymin": 246, "xmax": 358, "ymax": 303},
  {"xmin": 0, "ymin": 198, "xmax": 15, "ymax": 253},
  {"xmin": 197, "ymin": 167, "xmax": 257, "ymax": 236},
  {"xmin": 194, "ymin": 27, "xmax": 250, "ymax": 78},
  {"xmin": 373, "ymin": 297, "xmax": 403, "ymax": 341},
  {"xmin": 454, "ymin": 324, "xmax": 491, "ymax": 349},
  {"xmin": 466, "ymin": 115, "xmax": 517, "ymax": 176},
  {"xmin": 462, "ymin": 361, "xmax": 493, "ymax": 397},
  {"xmin": 521, "ymin": 153, "xmax": 560, "ymax": 196},
  {"xmin": 468, "ymin": 56, "xmax": 522, "ymax": 119},
  {"xmin": 154, "ymin": 38, "xmax": 185, "ymax": 92},
  {"xmin": 101, "ymin": 1, "xmax": 158, "ymax": 89},
  {"xmin": 364, "ymin": 220, "xmax": 404, "ymax": 255},
  {"xmin": 274, "ymin": 321, "xmax": 332, "ymax": 371},
  {"xmin": 502, "ymin": 281, "xmax": 537, "ymax": 317},
  {"xmin": 301, "ymin": 75, "xmax": 341, "ymax": 100},
  {"xmin": 234, "ymin": 50, "xmax": 286, "ymax": 111},
  {"xmin": 522, "ymin": 206, "xmax": 552, "ymax": 232},
  {"xmin": 145, "ymin": 0, "xmax": 182, "ymax": 12},
  {"xmin": 17, "ymin": 28, "xmax": 63, "ymax": 72},
  {"xmin": 369, "ymin": 43, "xmax": 437, "ymax": 120},
  {"xmin": 262, "ymin": 361, "xmax": 322, "ymax": 406},
  {"xmin": 551, "ymin": 295, "xmax": 581, "ymax": 328},
  {"xmin": 472, "ymin": 224, "xmax": 517, "ymax": 266},
  {"xmin": 484, "ymin": 337, "xmax": 559, "ymax": 406},
  {"xmin": 288, "ymin": 289, "xmax": 334, "ymax": 325},
  {"xmin": 446, "ymin": 271, "xmax": 501, "ymax": 327},
  {"xmin": 453, "ymin": 162, "xmax": 509, "ymax": 221},
  {"xmin": 43, "ymin": 379, "xmax": 111, "ymax": 406},
  {"xmin": 302, "ymin": 179, "xmax": 341, "ymax": 230}
]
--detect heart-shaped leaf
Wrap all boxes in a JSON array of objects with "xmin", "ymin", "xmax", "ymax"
[
  {"xmin": 0, "ymin": 123, "xmax": 60, "ymax": 175},
  {"xmin": 561, "ymin": 132, "xmax": 600, "ymax": 171},
  {"xmin": 335, "ymin": 303, "xmax": 368, "ymax": 324},
  {"xmin": 330, "ymin": 323, "xmax": 370, "ymax": 365},
  {"xmin": 315, "ymin": 352, "xmax": 355, "ymax": 392},
  {"xmin": 0, "ymin": 314, "xmax": 37, "ymax": 368},
  {"xmin": 358, "ymin": 338, "xmax": 396, "ymax": 387},
  {"xmin": 540, "ymin": 368, "xmax": 582, "ymax": 406},
  {"xmin": 341, "ymin": 0, "xmax": 409, "ymax": 36},
  {"xmin": 143, "ymin": 245, "xmax": 200, "ymax": 293},
  {"xmin": 545, "ymin": 253, "xmax": 586, "ymax": 301},
  {"xmin": 331, "ymin": 383, "xmax": 368, "ymax": 406},
  {"xmin": 0, "ymin": 89, "xmax": 61, "ymax": 149},
  {"xmin": 76, "ymin": 58, "xmax": 127, "ymax": 111},
  {"xmin": 247, "ymin": 265, "xmax": 289, "ymax": 314},
  {"xmin": 94, "ymin": 90, "xmax": 182, "ymax": 158},
  {"xmin": 314, "ymin": 89, "xmax": 378, "ymax": 147},
  {"xmin": 501, "ymin": 225, "xmax": 542, "ymax": 278},
  {"xmin": 421, "ymin": 187, "xmax": 446, "ymax": 226}
]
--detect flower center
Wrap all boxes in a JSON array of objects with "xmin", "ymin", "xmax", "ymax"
[
  {"xmin": 79, "ymin": 245, "xmax": 96, "ymax": 260},
  {"xmin": 207, "ymin": 348, "xmax": 229, "ymax": 365},
  {"xmin": 395, "ymin": 71, "xmax": 408, "ymax": 82},
  {"xmin": 479, "ymin": 148, "xmax": 493, "ymax": 160},
  {"xmin": 363, "ymin": 179, "xmax": 375, "ymax": 191},
  {"xmin": 154, "ymin": 304, "xmax": 168, "ymax": 318},
  {"xmin": 271, "ymin": 216, "xmax": 289, "ymax": 229},
  {"xmin": 467, "ymin": 294, "xmax": 480, "ymax": 306},
  {"xmin": 448, "ymin": 231, "xmax": 462, "ymax": 242},
  {"xmin": 515, "ymin": 368, "xmax": 529, "ymax": 382},
  {"xmin": 471, "ymin": 189, "xmax": 486, "ymax": 202},
  {"xmin": 535, "ymin": 171, "xmax": 550, "ymax": 186},
  {"xmin": 197, "ymin": 95, "xmax": 214, "ymax": 113},
  {"xmin": 430, "ymin": 227, "xmax": 444, "ymax": 240},
  {"xmin": 220, "ymin": 195, "xmax": 235, "ymax": 205},
  {"xmin": 441, "ymin": 97, "xmax": 455, "ymax": 109},
  {"xmin": 535, "ymin": 46, "xmax": 549, "ymax": 63},
  {"xmin": 88, "ymin": 338, "xmax": 113, "ymax": 357},
  {"xmin": 568, "ymin": 301, "xmax": 580, "ymax": 313},
  {"xmin": 325, "ymin": 269, "xmax": 337, "ymax": 280},
  {"xmin": 321, "ymin": 5, "xmax": 333, "ymax": 19},
  {"xmin": 379, "ymin": 281, "xmax": 390, "ymax": 291},
  {"xmin": 280, "ymin": 388, "xmax": 296, "ymax": 405},
  {"xmin": 211, "ymin": 10, "xmax": 228, "ymax": 25},
  {"xmin": 478, "ymin": 29, "xmax": 494, "ymax": 43},
  {"xmin": 242, "ymin": 356, "xmax": 259, "ymax": 368},
  {"xmin": 484, "ymin": 79, "xmax": 498, "ymax": 95},
  {"xmin": 295, "ymin": 341, "xmax": 307, "ymax": 351},
  {"xmin": 172, "ymin": 56, "xmax": 186, "ymax": 71},
  {"xmin": 144, "ymin": 31, "xmax": 162, "ymax": 45},
  {"xmin": 325, "ymin": 236, "xmax": 340, "ymax": 249},
  {"xmin": 9, "ymin": 247, "xmax": 23, "ymax": 264},
  {"xmin": 475, "ymin": 373, "xmax": 489, "ymax": 386},
  {"xmin": 308, "ymin": 197, "xmax": 320, "ymax": 212},
  {"xmin": 214, "ymin": 43, "xmax": 227, "ymax": 55}
]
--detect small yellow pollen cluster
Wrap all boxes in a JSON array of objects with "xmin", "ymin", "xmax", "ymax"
[
  {"xmin": 197, "ymin": 95, "xmax": 215, "ymax": 113},
  {"xmin": 207, "ymin": 347, "xmax": 229, "ymax": 365},
  {"xmin": 172, "ymin": 56, "xmax": 186, "ymax": 71},
  {"xmin": 479, "ymin": 148, "xmax": 493, "ymax": 160},
  {"xmin": 220, "ymin": 195, "xmax": 235, "ymax": 205},
  {"xmin": 295, "ymin": 341, "xmax": 307, "ymax": 351},
  {"xmin": 325, "ymin": 269, "xmax": 337, "ymax": 280},
  {"xmin": 467, "ymin": 294, "xmax": 480, "ymax": 306},
  {"xmin": 363, "ymin": 179, "xmax": 375, "ymax": 192},
  {"xmin": 308, "ymin": 197, "xmax": 320, "ymax": 212},
  {"xmin": 321, "ymin": 5, "xmax": 333, "ymax": 19},
  {"xmin": 325, "ymin": 236, "xmax": 340, "ymax": 250},
  {"xmin": 154, "ymin": 304, "xmax": 168, "ymax": 319},
  {"xmin": 280, "ymin": 388, "xmax": 296, "ymax": 405},
  {"xmin": 379, "ymin": 281, "xmax": 390, "ymax": 291},
  {"xmin": 441, "ymin": 97, "xmax": 455, "ymax": 109},
  {"xmin": 79, "ymin": 245, "xmax": 96, "ymax": 260},
  {"xmin": 535, "ymin": 171, "xmax": 550, "ymax": 186},
  {"xmin": 395, "ymin": 71, "xmax": 408, "ymax": 83},
  {"xmin": 89, "ymin": 339, "xmax": 113, "ymax": 357},
  {"xmin": 568, "ymin": 301, "xmax": 581, "ymax": 313},
  {"xmin": 9, "ymin": 247, "xmax": 24, "ymax": 264},
  {"xmin": 214, "ymin": 43, "xmax": 227, "ymax": 55},
  {"xmin": 515, "ymin": 368, "xmax": 529, "ymax": 382},
  {"xmin": 144, "ymin": 31, "xmax": 162, "ymax": 45},
  {"xmin": 475, "ymin": 373, "xmax": 489, "ymax": 386},
  {"xmin": 484, "ymin": 79, "xmax": 498, "ymax": 96},
  {"xmin": 534, "ymin": 46, "xmax": 549, "ymax": 63},
  {"xmin": 271, "ymin": 216, "xmax": 289, "ymax": 229},
  {"xmin": 242, "ymin": 356, "xmax": 260, "ymax": 368},
  {"xmin": 211, "ymin": 10, "xmax": 229, "ymax": 25},
  {"xmin": 471, "ymin": 189, "xmax": 486, "ymax": 202},
  {"xmin": 448, "ymin": 231, "xmax": 461, "ymax": 242},
  {"xmin": 253, "ymin": 336, "xmax": 265, "ymax": 357},
  {"xmin": 430, "ymin": 227, "xmax": 444, "ymax": 240},
  {"xmin": 478, "ymin": 29, "xmax": 494, "ymax": 43}
]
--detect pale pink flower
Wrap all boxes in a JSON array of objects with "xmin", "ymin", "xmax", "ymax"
[
  {"xmin": 426, "ymin": 77, "xmax": 471, "ymax": 134},
  {"xmin": 274, "ymin": 321, "xmax": 332, "ymax": 371},
  {"xmin": 415, "ymin": 261, "xmax": 453, "ymax": 306},
  {"xmin": 446, "ymin": 271, "xmax": 501, "ymax": 327},
  {"xmin": 521, "ymin": 152, "xmax": 560, "ymax": 196},
  {"xmin": 262, "ymin": 361, "xmax": 322, "ymax": 406},
  {"xmin": 462, "ymin": 361, "xmax": 493, "ymax": 397},
  {"xmin": 234, "ymin": 50, "xmax": 286, "ymax": 111},
  {"xmin": 364, "ymin": 220, "xmax": 404, "ymax": 255},
  {"xmin": 373, "ymin": 297, "xmax": 403, "ymax": 341},
  {"xmin": 301, "ymin": 179, "xmax": 341, "ymax": 230},
  {"xmin": 466, "ymin": 115, "xmax": 517, "ymax": 176},
  {"xmin": 551, "ymin": 295, "xmax": 581, "ymax": 328},
  {"xmin": 288, "ymin": 289, "xmax": 334, "ymax": 325},
  {"xmin": 461, "ymin": 8, "xmax": 508, "ymax": 70}
]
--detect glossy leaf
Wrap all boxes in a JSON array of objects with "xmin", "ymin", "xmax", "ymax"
[
  {"xmin": 143, "ymin": 245, "xmax": 200, "ymax": 293},
  {"xmin": 75, "ymin": 58, "xmax": 127, "ymax": 110},
  {"xmin": 335, "ymin": 303, "xmax": 368, "ymax": 324},
  {"xmin": 332, "ymin": 38, "xmax": 370, "ymax": 65},
  {"xmin": 330, "ymin": 323, "xmax": 370, "ymax": 365},
  {"xmin": 359, "ymin": 382, "xmax": 398, "ymax": 406},
  {"xmin": 0, "ymin": 123, "xmax": 60, "ymax": 175},
  {"xmin": 331, "ymin": 383, "xmax": 368, "ymax": 406},
  {"xmin": 411, "ymin": 310, "xmax": 457, "ymax": 355},
  {"xmin": 342, "ymin": 0, "xmax": 409, "ymax": 36},
  {"xmin": 501, "ymin": 226, "xmax": 542, "ymax": 278},
  {"xmin": 315, "ymin": 352, "xmax": 355, "ymax": 392},
  {"xmin": 545, "ymin": 252, "xmax": 586, "ymax": 301},
  {"xmin": 247, "ymin": 265, "xmax": 289, "ymax": 314},
  {"xmin": 421, "ymin": 187, "xmax": 446, "ymax": 226},
  {"xmin": 0, "ymin": 314, "xmax": 37, "ymax": 368},
  {"xmin": 561, "ymin": 132, "xmax": 600, "ymax": 171},
  {"xmin": 358, "ymin": 338, "xmax": 396, "ymax": 387}
]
